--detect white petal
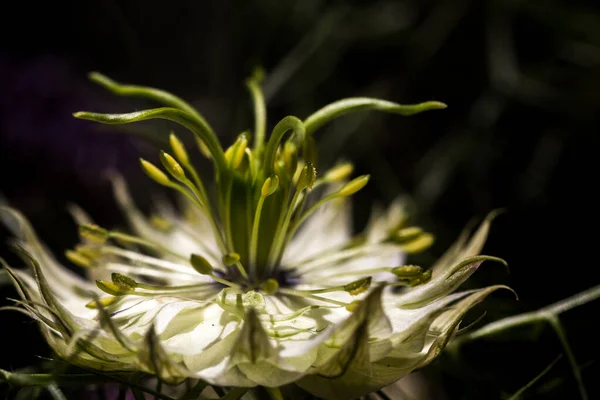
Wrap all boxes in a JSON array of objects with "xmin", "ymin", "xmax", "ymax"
[
  {"xmin": 283, "ymin": 198, "xmax": 351, "ymax": 265},
  {"xmin": 110, "ymin": 174, "xmax": 220, "ymax": 264}
]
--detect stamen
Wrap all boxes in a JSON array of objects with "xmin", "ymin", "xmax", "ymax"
[
  {"xmin": 267, "ymin": 164, "xmax": 316, "ymax": 271},
  {"xmin": 290, "ymin": 277, "xmax": 372, "ymax": 296},
  {"xmin": 195, "ymin": 136, "xmax": 212, "ymax": 159},
  {"xmin": 221, "ymin": 136, "xmax": 250, "ymax": 253},
  {"xmin": 99, "ymin": 227, "xmax": 188, "ymax": 261},
  {"xmin": 393, "ymin": 227, "xmax": 423, "ymax": 242},
  {"xmin": 157, "ymin": 151, "xmax": 228, "ymax": 252},
  {"xmin": 111, "ymin": 272, "xmax": 217, "ymax": 293},
  {"xmin": 140, "ymin": 158, "xmax": 172, "ymax": 186},
  {"xmin": 159, "ymin": 151, "xmax": 186, "ymax": 181},
  {"xmin": 283, "ymin": 141, "xmax": 298, "ymax": 177},
  {"xmin": 158, "ymin": 151, "xmax": 209, "ymax": 209},
  {"xmin": 278, "ymin": 288, "xmax": 349, "ymax": 307},
  {"xmin": 262, "ymin": 278, "xmax": 279, "ymax": 295},
  {"xmin": 139, "ymin": 158, "xmax": 209, "ymax": 219},
  {"xmin": 191, "ymin": 254, "xmax": 240, "ymax": 288},
  {"xmin": 291, "ymin": 243, "xmax": 400, "ymax": 272},
  {"xmin": 392, "ymin": 265, "xmax": 423, "ymax": 278},
  {"xmin": 301, "ymin": 267, "xmax": 394, "ymax": 282},
  {"xmin": 323, "ymin": 163, "xmax": 354, "ymax": 183},
  {"xmin": 150, "ymin": 214, "xmax": 173, "ymax": 232},
  {"xmin": 96, "ymin": 280, "xmax": 135, "ymax": 296},
  {"xmin": 169, "ymin": 133, "xmax": 210, "ymax": 207},
  {"xmin": 222, "ymin": 252, "xmax": 249, "ymax": 280},
  {"xmin": 397, "ymin": 233, "xmax": 434, "ymax": 254},
  {"xmin": 249, "ymin": 175, "xmax": 279, "ymax": 274},
  {"xmin": 78, "ymin": 224, "xmax": 109, "ymax": 243},
  {"xmin": 389, "ymin": 269, "xmax": 432, "ymax": 287},
  {"xmin": 85, "ymin": 296, "xmax": 120, "ymax": 309},
  {"xmin": 286, "ymin": 175, "xmax": 370, "ymax": 244},
  {"xmin": 65, "ymin": 250, "xmax": 94, "ymax": 268},
  {"xmin": 98, "ymin": 246, "xmax": 203, "ymax": 276},
  {"xmin": 224, "ymin": 133, "xmax": 249, "ymax": 170}
]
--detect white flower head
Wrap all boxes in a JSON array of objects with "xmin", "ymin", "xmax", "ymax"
[{"xmin": 1, "ymin": 72, "xmax": 509, "ymax": 399}]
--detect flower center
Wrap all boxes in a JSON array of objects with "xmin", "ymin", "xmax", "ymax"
[{"xmin": 71, "ymin": 71, "xmax": 444, "ymax": 298}]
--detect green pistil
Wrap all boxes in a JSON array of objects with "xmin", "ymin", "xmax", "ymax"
[{"xmin": 77, "ymin": 71, "xmax": 446, "ymax": 291}]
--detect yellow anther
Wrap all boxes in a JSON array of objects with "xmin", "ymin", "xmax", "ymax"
[
  {"xmin": 225, "ymin": 134, "xmax": 249, "ymax": 170},
  {"xmin": 85, "ymin": 296, "xmax": 120, "ymax": 309},
  {"xmin": 324, "ymin": 163, "xmax": 354, "ymax": 182},
  {"xmin": 345, "ymin": 301, "xmax": 360, "ymax": 312},
  {"xmin": 190, "ymin": 254, "xmax": 213, "ymax": 275},
  {"xmin": 394, "ymin": 227, "xmax": 424, "ymax": 242},
  {"xmin": 401, "ymin": 233, "xmax": 434, "ymax": 254},
  {"xmin": 297, "ymin": 162, "xmax": 317, "ymax": 191},
  {"xmin": 338, "ymin": 175, "xmax": 370, "ymax": 197},
  {"xmin": 283, "ymin": 141, "xmax": 298, "ymax": 176},
  {"xmin": 160, "ymin": 151, "xmax": 186, "ymax": 181},
  {"xmin": 96, "ymin": 280, "xmax": 134, "ymax": 296},
  {"xmin": 79, "ymin": 224, "xmax": 109, "ymax": 243},
  {"xmin": 150, "ymin": 214, "xmax": 173, "ymax": 232},
  {"xmin": 392, "ymin": 265, "xmax": 423, "ymax": 278},
  {"xmin": 169, "ymin": 133, "xmax": 189, "ymax": 165},
  {"xmin": 140, "ymin": 158, "xmax": 170, "ymax": 186},
  {"xmin": 263, "ymin": 279, "xmax": 279, "ymax": 295},
  {"xmin": 343, "ymin": 277, "xmax": 372, "ymax": 296},
  {"xmin": 261, "ymin": 175, "xmax": 279, "ymax": 197},
  {"xmin": 222, "ymin": 252, "xmax": 241, "ymax": 266},
  {"xmin": 111, "ymin": 273, "xmax": 138, "ymax": 290},
  {"xmin": 65, "ymin": 250, "xmax": 93, "ymax": 268}
]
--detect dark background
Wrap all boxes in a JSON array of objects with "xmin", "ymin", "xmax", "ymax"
[{"xmin": 1, "ymin": 1, "xmax": 599, "ymax": 399}]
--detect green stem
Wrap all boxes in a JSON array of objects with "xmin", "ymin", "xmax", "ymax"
[
  {"xmin": 265, "ymin": 387, "xmax": 284, "ymax": 400},
  {"xmin": 506, "ymin": 355, "xmax": 562, "ymax": 400},
  {"xmin": 222, "ymin": 387, "xmax": 248, "ymax": 400},
  {"xmin": 0, "ymin": 370, "xmax": 111, "ymax": 387},
  {"xmin": 548, "ymin": 317, "xmax": 587, "ymax": 400},
  {"xmin": 460, "ymin": 285, "xmax": 600, "ymax": 341},
  {"xmin": 455, "ymin": 285, "xmax": 600, "ymax": 400}
]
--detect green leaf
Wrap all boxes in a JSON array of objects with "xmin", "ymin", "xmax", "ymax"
[{"xmin": 303, "ymin": 97, "xmax": 447, "ymax": 135}]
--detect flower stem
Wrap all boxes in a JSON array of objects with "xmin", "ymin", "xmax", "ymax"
[{"xmin": 265, "ymin": 387, "xmax": 284, "ymax": 400}]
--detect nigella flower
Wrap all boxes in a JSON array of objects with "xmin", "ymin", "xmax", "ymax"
[{"xmin": 1, "ymin": 72, "xmax": 509, "ymax": 399}]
